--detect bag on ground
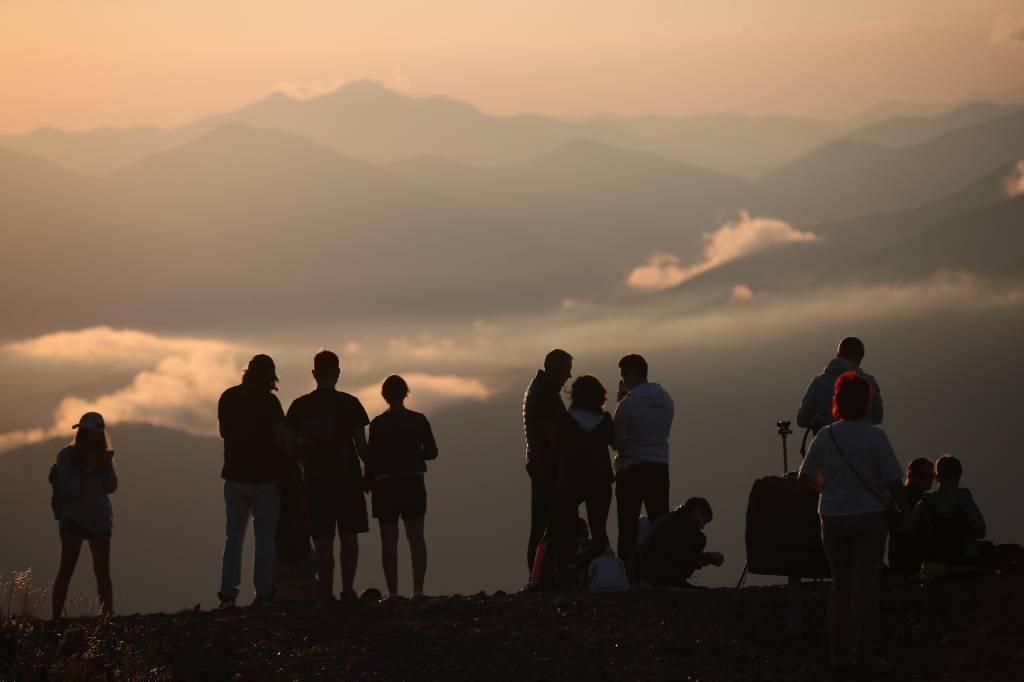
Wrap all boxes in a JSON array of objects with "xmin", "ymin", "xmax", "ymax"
[
  {"xmin": 587, "ymin": 549, "xmax": 630, "ymax": 592},
  {"xmin": 745, "ymin": 475, "xmax": 830, "ymax": 578}
]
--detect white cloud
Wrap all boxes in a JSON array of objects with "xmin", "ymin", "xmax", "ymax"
[
  {"xmin": 730, "ymin": 284, "xmax": 755, "ymax": 302},
  {"xmin": 355, "ymin": 373, "xmax": 493, "ymax": 416},
  {"xmin": 273, "ymin": 77, "xmax": 349, "ymax": 100},
  {"xmin": 627, "ymin": 212, "xmax": 818, "ymax": 290},
  {"xmin": 992, "ymin": 15, "xmax": 1024, "ymax": 45},
  {"xmin": 0, "ymin": 327, "xmax": 245, "ymax": 452},
  {"xmin": 1006, "ymin": 160, "xmax": 1024, "ymax": 198}
]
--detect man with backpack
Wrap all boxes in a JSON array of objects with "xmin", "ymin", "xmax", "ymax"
[{"xmin": 797, "ymin": 337, "xmax": 883, "ymax": 434}]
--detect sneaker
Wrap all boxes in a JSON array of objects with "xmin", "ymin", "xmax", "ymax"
[
  {"xmin": 340, "ymin": 589, "xmax": 359, "ymax": 602},
  {"xmin": 217, "ymin": 592, "xmax": 237, "ymax": 609},
  {"xmin": 316, "ymin": 594, "xmax": 338, "ymax": 607}
]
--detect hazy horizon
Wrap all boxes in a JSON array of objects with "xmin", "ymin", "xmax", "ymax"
[
  {"xmin": 2, "ymin": 2, "xmax": 1024, "ymax": 612},
  {"xmin": 4, "ymin": 1, "xmax": 1024, "ymax": 134}
]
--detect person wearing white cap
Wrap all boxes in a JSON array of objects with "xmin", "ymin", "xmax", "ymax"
[{"xmin": 50, "ymin": 411, "xmax": 118, "ymax": 619}]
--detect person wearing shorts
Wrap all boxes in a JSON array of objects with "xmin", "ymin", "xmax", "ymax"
[
  {"xmin": 366, "ymin": 375, "xmax": 438, "ymax": 599},
  {"xmin": 51, "ymin": 412, "xmax": 118, "ymax": 618},
  {"xmin": 286, "ymin": 350, "xmax": 370, "ymax": 601}
]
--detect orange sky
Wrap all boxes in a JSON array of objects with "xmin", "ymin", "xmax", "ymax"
[{"xmin": 2, "ymin": 0, "xmax": 1024, "ymax": 133}]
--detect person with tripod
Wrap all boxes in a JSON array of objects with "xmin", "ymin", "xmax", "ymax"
[{"xmin": 797, "ymin": 337, "xmax": 883, "ymax": 434}]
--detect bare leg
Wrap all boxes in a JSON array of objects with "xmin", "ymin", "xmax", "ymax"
[
  {"xmin": 404, "ymin": 517, "xmax": 427, "ymax": 595},
  {"xmin": 52, "ymin": 536, "xmax": 82, "ymax": 619},
  {"xmin": 379, "ymin": 521, "xmax": 400, "ymax": 596},
  {"xmin": 88, "ymin": 538, "xmax": 113, "ymax": 616},
  {"xmin": 339, "ymin": 533, "xmax": 359, "ymax": 594},
  {"xmin": 313, "ymin": 536, "xmax": 335, "ymax": 597}
]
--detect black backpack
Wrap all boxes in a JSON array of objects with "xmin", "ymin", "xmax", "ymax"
[{"xmin": 745, "ymin": 475, "xmax": 830, "ymax": 579}]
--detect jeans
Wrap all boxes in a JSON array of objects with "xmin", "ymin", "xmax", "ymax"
[
  {"xmin": 220, "ymin": 480, "xmax": 281, "ymax": 598},
  {"xmin": 821, "ymin": 511, "xmax": 888, "ymax": 658},
  {"xmin": 615, "ymin": 462, "xmax": 670, "ymax": 563}
]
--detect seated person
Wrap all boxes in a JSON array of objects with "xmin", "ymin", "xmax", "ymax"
[
  {"xmin": 628, "ymin": 497, "xmax": 724, "ymax": 588},
  {"xmin": 889, "ymin": 457, "xmax": 934, "ymax": 574},
  {"xmin": 907, "ymin": 455, "xmax": 986, "ymax": 565}
]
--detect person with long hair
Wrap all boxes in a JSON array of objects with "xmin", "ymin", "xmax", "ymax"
[
  {"xmin": 799, "ymin": 371, "xmax": 907, "ymax": 673},
  {"xmin": 365, "ymin": 375, "xmax": 438, "ymax": 599},
  {"xmin": 552, "ymin": 375, "xmax": 615, "ymax": 557},
  {"xmin": 217, "ymin": 354, "xmax": 287, "ymax": 608},
  {"xmin": 51, "ymin": 412, "xmax": 117, "ymax": 618}
]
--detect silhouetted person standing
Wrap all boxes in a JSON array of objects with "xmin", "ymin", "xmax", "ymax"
[
  {"xmin": 797, "ymin": 337, "xmax": 883, "ymax": 433},
  {"xmin": 51, "ymin": 412, "xmax": 117, "ymax": 618},
  {"xmin": 217, "ymin": 354, "xmax": 286, "ymax": 608},
  {"xmin": 613, "ymin": 354, "xmax": 674, "ymax": 563},
  {"xmin": 550, "ymin": 375, "xmax": 615, "ymax": 571},
  {"xmin": 366, "ymin": 375, "xmax": 438, "ymax": 599},
  {"xmin": 523, "ymin": 348, "xmax": 573, "ymax": 571},
  {"xmin": 285, "ymin": 350, "xmax": 370, "ymax": 601},
  {"xmin": 798, "ymin": 371, "xmax": 907, "ymax": 673}
]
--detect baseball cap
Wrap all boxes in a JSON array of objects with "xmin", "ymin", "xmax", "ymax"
[
  {"xmin": 246, "ymin": 354, "xmax": 279, "ymax": 382},
  {"xmin": 72, "ymin": 412, "xmax": 106, "ymax": 432}
]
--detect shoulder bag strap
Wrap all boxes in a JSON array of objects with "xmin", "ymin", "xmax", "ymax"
[{"xmin": 827, "ymin": 427, "xmax": 890, "ymax": 510}]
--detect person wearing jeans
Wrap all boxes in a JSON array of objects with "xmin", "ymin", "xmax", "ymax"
[
  {"xmin": 220, "ymin": 480, "xmax": 281, "ymax": 601},
  {"xmin": 799, "ymin": 370, "xmax": 907, "ymax": 673},
  {"xmin": 217, "ymin": 354, "xmax": 287, "ymax": 607},
  {"xmin": 612, "ymin": 354, "xmax": 675, "ymax": 564}
]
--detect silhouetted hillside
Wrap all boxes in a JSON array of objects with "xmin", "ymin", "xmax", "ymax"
[
  {"xmin": 4, "ymin": 576, "xmax": 1022, "ymax": 680},
  {"xmin": 762, "ymin": 111, "xmax": 1024, "ymax": 223},
  {"xmin": 846, "ymin": 101, "xmax": 1018, "ymax": 147}
]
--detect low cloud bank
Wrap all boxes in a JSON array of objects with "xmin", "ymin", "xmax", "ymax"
[
  {"xmin": 0, "ymin": 327, "xmax": 244, "ymax": 451},
  {"xmin": 355, "ymin": 373, "xmax": 493, "ymax": 416},
  {"xmin": 1006, "ymin": 161, "xmax": 1024, "ymax": 198},
  {"xmin": 627, "ymin": 212, "xmax": 818, "ymax": 290}
]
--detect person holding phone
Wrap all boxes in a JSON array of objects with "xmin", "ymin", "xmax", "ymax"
[{"xmin": 51, "ymin": 412, "xmax": 118, "ymax": 618}]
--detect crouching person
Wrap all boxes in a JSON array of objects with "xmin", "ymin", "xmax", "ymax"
[{"xmin": 628, "ymin": 497, "xmax": 724, "ymax": 589}]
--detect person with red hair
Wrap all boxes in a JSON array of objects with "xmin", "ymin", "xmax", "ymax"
[{"xmin": 799, "ymin": 371, "xmax": 907, "ymax": 673}]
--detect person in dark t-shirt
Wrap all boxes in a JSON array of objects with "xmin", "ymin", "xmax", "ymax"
[
  {"xmin": 217, "ymin": 354, "xmax": 286, "ymax": 607},
  {"xmin": 286, "ymin": 349, "xmax": 370, "ymax": 600},
  {"xmin": 628, "ymin": 497, "xmax": 724, "ymax": 589},
  {"xmin": 366, "ymin": 375, "xmax": 438, "ymax": 599}
]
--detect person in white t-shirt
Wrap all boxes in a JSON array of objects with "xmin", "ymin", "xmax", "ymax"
[{"xmin": 799, "ymin": 371, "xmax": 908, "ymax": 673}]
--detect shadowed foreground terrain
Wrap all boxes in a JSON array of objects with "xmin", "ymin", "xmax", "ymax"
[{"xmin": 2, "ymin": 576, "xmax": 1022, "ymax": 681}]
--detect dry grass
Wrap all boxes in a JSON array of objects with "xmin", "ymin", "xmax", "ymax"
[{"xmin": 0, "ymin": 569, "xmax": 48, "ymax": 620}]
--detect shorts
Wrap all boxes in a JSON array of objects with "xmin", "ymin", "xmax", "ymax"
[
  {"xmin": 59, "ymin": 519, "xmax": 111, "ymax": 540},
  {"xmin": 307, "ymin": 476, "xmax": 369, "ymax": 538},
  {"xmin": 372, "ymin": 475, "xmax": 427, "ymax": 522}
]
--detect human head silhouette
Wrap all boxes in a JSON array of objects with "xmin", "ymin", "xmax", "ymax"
[
  {"xmin": 682, "ymin": 497, "xmax": 713, "ymax": 529},
  {"xmin": 543, "ymin": 348, "xmax": 573, "ymax": 388},
  {"xmin": 382, "ymin": 374, "xmax": 410, "ymax": 407},
  {"xmin": 837, "ymin": 337, "xmax": 866, "ymax": 366},
  {"xmin": 569, "ymin": 375, "xmax": 607, "ymax": 413},
  {"xmin": 312, "ymin": 349, "xmax": 340, "ymax": 389},
  {"xmin": 618, "ymin": 354, "xmax": 649, "ymax": 391},
  {"xmin": 934, "ymin": 455, "xmax": 963, "ymax": 488},
  {"xmin": 243, "ymin": 354, "xmax": 279, "ymax": 392},
  {"xmin": 906, "ymin": 457, "xmax": 935, "ymax": 492},
  {"xmin": 831, "ymin": 370, "xmax": 872, "ymax": 421}
]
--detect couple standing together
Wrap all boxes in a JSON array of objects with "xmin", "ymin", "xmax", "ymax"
[{"xmin": 523, "ymin": 349, "xmax": 675, "ymax": 574}]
